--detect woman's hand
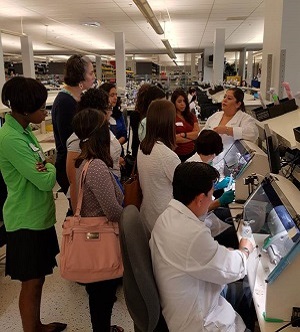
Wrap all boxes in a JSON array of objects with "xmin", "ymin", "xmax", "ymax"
[
  {"xmin": 36, "ymin": 161, "xmax": 47, "ymax": 172},
  {"xmin": 213, "ymin": 126, "xmax": 232, "ymax": 136},
  {"xmin": 119, "ymin": 157, "xmax": 125, "ymax": 167}
]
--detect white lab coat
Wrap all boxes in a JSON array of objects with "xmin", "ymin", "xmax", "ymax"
[
  {"xmin": 203, "ymin": 110, "xmax": 259, "ymax": 175},
  {"xmin": 150, "ymin": 199, "xmax": 247, "ymax": 332}
]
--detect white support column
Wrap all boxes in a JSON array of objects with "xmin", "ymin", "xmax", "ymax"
[
  {"xmin": 114, "ymin": 32, "xmax": 126, "ymax": 98},
  {"xmin": 213, "ymin": 28, "xmax": 225, "ymax": 84},
  {"xmin": 247, "ymin": 51, "xmax": 254, "ymax": 86},
  {"xmin": 20, "ymin": 35, "xmax": 35, "ymax": 78},
  {"xmin": 191, "ymin": 53, "xmax": 196, "ymax": 80},
  {"xmin": 95, "ymin": 56, "xmax": 102, "ymax": 83},
  {"xmin": 203, "ymin": 47, "xmax": 213, "ymax": 82},
  {"xmin": 0, "ymin": 33, "xmax": 6, "ymax": 108},
  {"xmin": 261, "ymin": 0, "xmax": 300, "ymax": 99},
  {"xmin": 239, "ymin": 48, "xmax": 246, "ymax": 80}
]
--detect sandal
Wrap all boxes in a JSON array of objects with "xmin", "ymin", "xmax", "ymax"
[{"xmin": 110, "ymin": 325, "xmax": 124, "ymax": 332}]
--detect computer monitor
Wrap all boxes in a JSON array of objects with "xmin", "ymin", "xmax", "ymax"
[
  {"xmin": 223, "ymin": 140, "xmax": 254, "ymax": 179},
  {"xmin": 243, "ymin": 176, "xmax": 300, "ymax": 255},
  {"xmin": 218, "ymin": 140, "xmax": 270, "ymax": 201},
  {"xmin": 264, "ymin": 123, "xmax": 281, "ymax": 174},
  {"xmin": 243, "ymin": 174, "xmax": 300, "ymax": 321}
]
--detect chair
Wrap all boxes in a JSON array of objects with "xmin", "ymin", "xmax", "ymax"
[{"xmin": 119, "ymin": 205, "xmax": 169, "ymax": 332}]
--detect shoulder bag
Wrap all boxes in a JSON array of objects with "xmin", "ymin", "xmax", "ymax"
[
  {"xmin": 123, "ymin": 159, "xmax": 143, "ymax": 210},
  {"xmin": 60, "ymin": 159, "xmax": 123, "ymax": 283}
]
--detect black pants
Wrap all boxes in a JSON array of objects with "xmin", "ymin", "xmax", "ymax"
[
  {"xmin": 85, "ymin": 278, "xmax": 120, "ymax": 332},
  {"xmin": 55, "ymin": 160, "xmax": 69, "ymax": 195}
]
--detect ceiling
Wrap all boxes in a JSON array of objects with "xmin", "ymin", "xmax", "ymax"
[{"xmin": 0, "ymin": 0, "xmax": 265, "ymax": 67}]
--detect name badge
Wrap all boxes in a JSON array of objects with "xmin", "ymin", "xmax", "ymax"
[
  {"xmin": 175, "ymin": 122, "xmax": 184, "ymax": 127},
  {"xmin": 29, "ymin": 143, "xmax": 46, "ymax": 163}
]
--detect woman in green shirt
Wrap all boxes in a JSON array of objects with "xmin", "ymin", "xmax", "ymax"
[{"xmin": 0, "ymin": 77, "xmax": 66, "ymax": 332}]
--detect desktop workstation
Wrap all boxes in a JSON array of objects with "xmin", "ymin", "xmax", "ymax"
[
  {"xmin": 221, "ymin": 127, "xmax": 300, "ymax": 331},
  {"xmin": 230, "ymin": 173, "xmax": 300, "ymax": 332}
]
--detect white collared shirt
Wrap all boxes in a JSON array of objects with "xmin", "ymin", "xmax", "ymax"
[{"xmin": 150, "ymin": 199, "xmax": 247, "ymax": 332}]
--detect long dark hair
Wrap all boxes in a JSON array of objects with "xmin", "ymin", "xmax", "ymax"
[
  {"xmin": 135, "ymin": 84, "xmax": 151, "ymax": 114},
  {"xmin": 72, "ymin": 108, "xmax": 112, "ymax": 168},
  {"xmin": 112, "ymin": 96, "xmax": 122, "ymax": 119},
  {"xmin": 140, "ymin": 100, "xmax": 176, "ymax": 155},
  {"xmin": 139, "ymin": 85, "xmax": 166, "ymax": 121},
  {"xmin": 171, "ymin": 88, "xmax": 194, "ymax": 125},
  {"xmin": 228, "ymin": 88, "xmax": 245, "ymax": 112}
]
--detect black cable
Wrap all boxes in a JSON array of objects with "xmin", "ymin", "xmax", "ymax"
[{"xmin": 274, "ymin": 316, "xmax": 300, "ymax": 332}]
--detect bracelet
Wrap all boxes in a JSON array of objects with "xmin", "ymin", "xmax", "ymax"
[
  {"xmin": 184, "ymin": 132, "xmax": 187, "ymax": 138},
  {"xmin": 240, "ymin": 247, "xmax": 250, "ymax": 257}
]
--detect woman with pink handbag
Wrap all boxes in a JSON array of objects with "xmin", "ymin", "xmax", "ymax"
[{"xmin": 69, "ymin": 108, "xmax": 124, "ymax": 332}]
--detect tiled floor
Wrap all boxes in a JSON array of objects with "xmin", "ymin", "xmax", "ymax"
[
  {"xmin": 0, "ymin": 192, "xmax": 261, "ymax": 332},
  {"xmin": 0, "ymin": 193, "xmax": 134, "ymax": 332}
]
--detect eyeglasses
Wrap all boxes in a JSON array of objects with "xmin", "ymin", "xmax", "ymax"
[{"xmin": 40, "ymin": 104, "xmax": 47, "ymax": 111}]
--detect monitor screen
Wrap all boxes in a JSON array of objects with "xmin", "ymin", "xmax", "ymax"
[
  {"xmin": 264, "ymin": 124, "xmax": 281, "ymax": 174},
  {"xmin": 243, "ymin": 177, "xmax": 300, "ymax": 259},
  {"xmin": 222, "ymin": 140, "xmax": 253, "ymax": 179}
]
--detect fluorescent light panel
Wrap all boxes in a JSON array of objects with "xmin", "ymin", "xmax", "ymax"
[
  {"xmin": 133, "ymin": 0, "xmax": 164, "ymax": 35},
  {"xmin": 46, "ymin": 41, "xmax": 101, "ymax": 57},
  {"xmin": 0, "ymin": 29, "xmax": 26, "ymax": 37},
  {"xmin": 161, "ymin": 39, "xmax": 176, "ymax": 59}
]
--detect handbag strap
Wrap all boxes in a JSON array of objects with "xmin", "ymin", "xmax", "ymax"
[
  {"xmin": 74, "ymin": 159, "xmax": 93, "ymax": 216},
  {"xmin": 126, "ymin": 116, "xmax": 131, "ymax": 155},
  {"xmin": 130, "ymin": 158, "xmax": 138, "ymax": 178}
]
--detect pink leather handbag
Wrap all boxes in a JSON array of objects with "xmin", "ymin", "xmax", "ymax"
[{"xmin": 60, "ymin": 160, "xmax": 123, "ymax": 283}]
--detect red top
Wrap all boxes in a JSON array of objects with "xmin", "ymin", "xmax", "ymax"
[{"xmin": 175, "ymin": 113, "xmax": 197, "ymax": 156}]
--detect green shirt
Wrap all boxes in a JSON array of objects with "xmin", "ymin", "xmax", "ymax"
[{"xmin": 0, "ymin": 114, "xmax": 56, "ymax": 232}]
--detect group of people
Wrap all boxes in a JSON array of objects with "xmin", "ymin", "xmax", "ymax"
[{"xmin": 0, "ymin": 52, "xmax": 260, "ymax": 332}]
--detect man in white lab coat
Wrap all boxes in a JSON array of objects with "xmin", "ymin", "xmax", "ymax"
[{"xmin": 150, "ymin": 162, "xmax": 253, "ymax": 332}]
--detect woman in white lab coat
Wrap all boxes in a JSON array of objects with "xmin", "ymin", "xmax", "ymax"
[{"xmin": 203, "ymin": 88, "xmax": 258, "ymax": 168}]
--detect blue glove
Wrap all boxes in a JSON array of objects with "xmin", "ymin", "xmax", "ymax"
[
  {"xmin": 219, "ymin": 190, "xmax": 235, "ymax": 206},
  {"xmin": 214, "ymin": 176, "xmax": 231, "ymax": 190}
]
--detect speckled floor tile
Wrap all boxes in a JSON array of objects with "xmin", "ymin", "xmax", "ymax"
[{"xmin": 0, "ymin": 193, "xmax": 134, "ymax": 332}]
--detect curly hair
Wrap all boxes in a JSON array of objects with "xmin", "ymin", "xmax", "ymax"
[{"xmin": 77, "ymin": 88, "xmax": 109, "ymax": 113}]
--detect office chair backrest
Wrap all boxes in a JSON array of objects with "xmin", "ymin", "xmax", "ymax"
[{"xmin": 120, "ymin": 205, "xmax": 168, "ymax": 332}]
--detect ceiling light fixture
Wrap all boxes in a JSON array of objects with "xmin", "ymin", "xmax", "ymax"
[
  {"xmin": 133, "ymin": 0, "xmax": 164, "ymax": 35},
  {"xmin": 0, "ymin": 29, "xmax": 26, "ymax": 37},
  {"xmin": 82, "ymin": 22, "xmax": 101, "ymax": 28},
  {"xmin": 161, "ymin": 39, "xmax": 176, "ymax": 59},
  {"xmin": 46, "ymin": 41, "xmax": 102, "ymax": 57}
]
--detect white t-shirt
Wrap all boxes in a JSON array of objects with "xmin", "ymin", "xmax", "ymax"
[
  {"xmin": 67, "ymin": 131, "xmax": 122, "ymax": 179},
  {"xmin": 137, "ymin": 141, "xmax": 180, "ymax": 232}
]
